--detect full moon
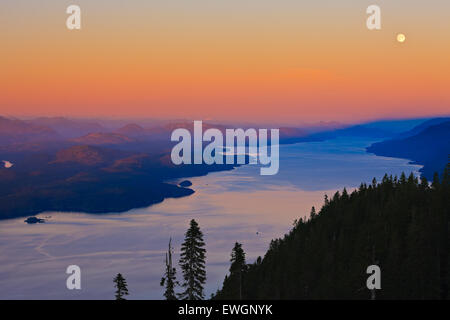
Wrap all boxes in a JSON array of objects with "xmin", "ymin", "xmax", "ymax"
[{"xmin": 397, "ymin": 33, "xmax": 406, "ymax": 43}]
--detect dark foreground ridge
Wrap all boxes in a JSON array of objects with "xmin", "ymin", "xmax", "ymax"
[{"xmin": 214, "ymin": 165, "xmax": 450, "ymax": 299}]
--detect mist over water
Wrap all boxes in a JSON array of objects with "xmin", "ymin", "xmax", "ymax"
[{"xmin": 0, "ymin": 138, "xmax": 421, "ymax": 299}]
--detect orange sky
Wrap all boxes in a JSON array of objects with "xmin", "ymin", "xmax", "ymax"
[{"xmin": 1, "ymin": 0, "xmax": 449, "ymax": 123}]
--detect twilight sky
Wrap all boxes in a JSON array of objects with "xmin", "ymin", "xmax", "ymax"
[{"xmin": 1, "ymin": 0, "xmax": 449, "ymax": 123}]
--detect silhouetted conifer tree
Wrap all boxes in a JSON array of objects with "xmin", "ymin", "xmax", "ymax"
[
  {"xmin": 161, "ymin": 238, "xmax": 177, "ymax": 300},
  {"xmin": 230, "ymin": 242, "xmax": 246, "ymax": 299},
  {"xmin": 178, "ymin": 219, "xmax": 206, "ymax": 300},
  {"xmin": 113, "ymin": 273, "xmax": 129, "ymax": 300}
]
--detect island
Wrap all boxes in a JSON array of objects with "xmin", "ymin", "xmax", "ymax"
[
  {"xmin": 179, "ymin": 180, "xmax": 193, "ymax": 187},
  {"xmin": 24, "ymin": 217, "xmax": 46, "ymax": 224}
]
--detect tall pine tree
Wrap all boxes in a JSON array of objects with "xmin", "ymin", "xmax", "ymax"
[
  {"xmin": 178, "ymin": 219, "xmax": 206, "ymax": 300},
  {"xmin": 213, "ymin": 242, "xmax": 247, "ymax": 299},
  {"xmin": 230, "ymin": 242, "xmax": 246, "ymax": 300},
  {"xmin": 113, "ymin": 273, "xmax": 129, "ymax": 300},
  {"xmin": 160, "ymin": 238, "xmax": 178, "ymax": 300}
]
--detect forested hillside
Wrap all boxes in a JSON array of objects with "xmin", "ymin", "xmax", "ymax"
[
  {"xmin": 215, "ymin": 165, "xmax": 450, "ymax": 299},
  {"xmin": 367, "ymin": 120, "xmax": 450, "ymax": 180}
]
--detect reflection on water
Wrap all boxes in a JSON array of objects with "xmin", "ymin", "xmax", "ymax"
[{"xmin": 0, "ymin": 138, "xmax": 421, "ymax": 299}]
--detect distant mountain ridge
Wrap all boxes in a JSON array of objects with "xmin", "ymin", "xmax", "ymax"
[
  {"xmin": 27, "ymin": 117, "xmax": 106, "ymax": 138},
  {"xmin": 115, "ymin": 123, "xmax": 147, "ymax": 136},
  {"xmin": 71, "ymin": 132, "xmax": 136, "ymax": 145},
  {"xmin": 394, "ymin": 117, "xmax": 450, "ymax": 139},
  {"xmin": 0, "ymin": 116, "xmax": 59, "ymax": 146},
  {"xmin": 52, "ymin": 145, "xmax": 121, "ymax": 166},
  {"xmin": 367, "ymin": 120, "xmax": 450, "ymax": 179},
  {"xmin": 308, "ymin": 118, "xmax": 429, "ymax": 141}
]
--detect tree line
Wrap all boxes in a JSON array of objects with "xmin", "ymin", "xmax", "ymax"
[
  {"xmin": 214, "ymin": 164, "xmax": 450, "ymax": 299},
  {"xmin": 113, "ymin": 163, "xmax": 449, "ymax": 299}
]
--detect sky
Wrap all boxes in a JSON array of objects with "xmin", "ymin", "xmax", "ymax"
[{"xmin": 1, "ymin": 0, "xmax": 449, "ymax": 124}]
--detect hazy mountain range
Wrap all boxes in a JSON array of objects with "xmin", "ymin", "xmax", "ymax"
[
  {"xmin": 367, "ymin": 118, "xmax": 450, "ymax": 180},
  {"xmin": 0, "ymin": 115, "xmax": 448, "ymax": 220}
]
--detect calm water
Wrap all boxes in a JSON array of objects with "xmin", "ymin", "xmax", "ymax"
[{"xmin": 0, "ymin": 138, "xmax": 421, "ymax": 299}]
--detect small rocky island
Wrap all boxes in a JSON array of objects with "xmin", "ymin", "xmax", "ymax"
[
  {"xmin": 24, "ymin": 217, "xmax": 46, "ymax": 224},
  {"xmin": 179, "ymin": 180, "xmax": 193, "ymax": 187}
]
